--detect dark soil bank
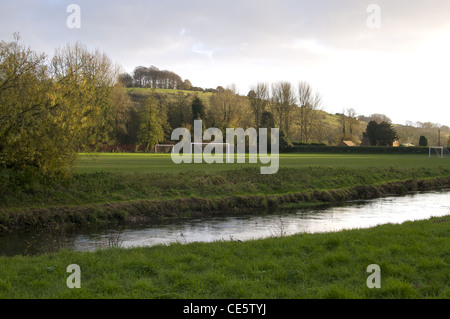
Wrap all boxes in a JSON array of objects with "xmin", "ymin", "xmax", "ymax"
[{"xmin": 2, "ymin": 175, "xmax": 450, "ymax": 232}]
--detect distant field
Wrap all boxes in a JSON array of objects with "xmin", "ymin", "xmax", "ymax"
[
  {"xmin": 127, "ymin": 87, "xmax": 213, "ymax": 105},
  {"xmin": 76, "ymin": 153, "xmax": 450, "ymax": 174},
  {"xmin": 127, "ymin": 88, "xmax": 212, "ymax": 96}
]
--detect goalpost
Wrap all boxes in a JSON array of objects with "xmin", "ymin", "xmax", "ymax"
[
  {"xmin": 155, "ymin": 143, "xmax": 232, "ymax": 160},
  {"xmin": 154, "ymin": 144, "xmax": 175, "ymax": 154},
  {"xmin": 429, "ymin": 146, "xmax": 444, "ymax": 158},
  {"xmin": 191, "ymin": 142, "xmax": 232, "ymax": 162}
]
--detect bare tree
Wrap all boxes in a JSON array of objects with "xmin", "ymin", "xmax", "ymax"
[
  {"xmin": 297, "ymin": 81, "xmax": 321, "ymax": 143},
  {"xmin": 132, "ymin": 66, "xmax": 147, "ymax": 87},
  {"xmin": 311, "ymin": 113, "xmax": 331, "ymax": 144},
  {"xmin": 209, "ymin": 85, "xmax": 247, "ymax": 130},
  {"xmin": 369, "ymin": 113, "xmax": 392, "ymax": 124},
  {"xmin": 247, "ymin": 82, "xmax": 269, "ymax": 129},
  {"xmin": 338, "ymin": 112, "xmax": 347, "ymax": 141},
  {"xmin": 345, "ymin": 108, "xmax": 360, "ymax": 141},
  {"xmin": 336, "ymin": 108, "xmax": 362, "ymax": 142},
  {"xmin": 271, "ymin": 81, "xmax": 296, "ymax": 137}
]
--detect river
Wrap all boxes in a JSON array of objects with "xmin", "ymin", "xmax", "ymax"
[{"xmin": 0, "ymin": 189, "xmax": 449, "ymax": 256}]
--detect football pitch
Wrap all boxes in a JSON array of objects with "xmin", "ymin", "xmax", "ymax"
[{"xmin": 76, "ymin": 153, "xmax": 450, "ymax": 174}]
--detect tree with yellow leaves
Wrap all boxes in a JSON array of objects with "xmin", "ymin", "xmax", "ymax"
[{"xmin": 0, "ymin": 34, "xmax": 128, "ymax": 175}]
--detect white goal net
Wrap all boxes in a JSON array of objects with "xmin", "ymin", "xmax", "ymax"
[
  {"xmin": 155, "ymin": 143, "xmax": 233, "ymax": 160},
  {"xmin": 429, "ymin": 146, "xmax": 444, "ymax": 158}
]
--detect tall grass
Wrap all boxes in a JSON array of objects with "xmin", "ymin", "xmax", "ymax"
[{"xmin": 2, "ymin": 165, "xmax": 450, "ymax": 210}]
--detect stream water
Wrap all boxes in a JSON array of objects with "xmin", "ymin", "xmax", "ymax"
[{"xmin": 1, "ymin": 189, "xmax": 449, "ymax": 256}]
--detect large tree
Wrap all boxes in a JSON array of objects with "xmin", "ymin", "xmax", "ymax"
[
  {"xmin": 297, "ymin": 81, "xmax": 321, "ymax": 143},
  {"xmin": 261, "ymin": 111, "xmax": 275, "ymax": 129},
  {"xmin": 191, "ymin": 96, "xmax": 206, "ymax": 121},
  {"xmin": 338, "ymin": 108, "xmax": 360, "ymax": 142},
  {"xmin": 260, "ymin": 111, "xmax": 275, "ymax": 149},
  {"xmin": 51, "ymin": 42, "xmax": 120, "ymax": 150},
  {"xmin": 138, "ymin": 93, "xmax": 168, "ymax": 151},
  {"xmin": 0, "ymin": 34, "xmax": 67, "ymax": 173},
  {"xmin": 247, "ymin": 82, "xmax": 269, "ymax": 129},
  {"xmin": 363, "ymin": 121, "xmax": 397, "ymax": 146},
  {"xmin": 271, "ymin": 81, "xmax": 296, "ymax": 138},
  {"xmin": 118, "ymin": 72, "xmax": 134, "ymax": 87},
  {"xmin": 419, "ymin": 135, "xmax": 428, "ymax": 147},
  {"xmin": 131, "ymin": 65, "xmax": 183, "ymax": 89},
  {"xmin": 209, "ymin": 86, "xmax": 247, "ymax": 130},
  {"xmin": 167, "ymin": 92, "xmax": 193, "ymax": 130},
  {"xmin": 0, "ymin": 35, "xmax": 123, "ymax": 175},
  {"xmin": 109, "ymin": 85, "xmax": 133, "ymax": 145}
]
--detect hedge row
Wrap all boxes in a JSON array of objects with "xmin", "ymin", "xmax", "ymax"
[{"xmin": 287, "ymin": 146, "xmax": 448, "ymax": 154}]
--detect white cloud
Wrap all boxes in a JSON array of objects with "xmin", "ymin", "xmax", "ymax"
[{"xmin": 1, "ymin": 0, "xmax": 449, "ymax": 125}]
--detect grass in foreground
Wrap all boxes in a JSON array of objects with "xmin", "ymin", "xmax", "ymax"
[{"xmin": 0, "ymin": 216, "xmax": 448, "ymax": 299}]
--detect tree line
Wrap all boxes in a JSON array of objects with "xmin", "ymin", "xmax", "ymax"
[
  {"xmin": 116, "ymin": 68, "xmax": 450, "ymax": 150},
  {"xmin": 1, "ymin": 36, "xmax": 448, "ymax": 176},
  {"xmin": 120, "ymin": 66, "xmax": 188, "ymax": 90},
  {"xmin": 124, "ymin": 81, "xmax": 341, "ymax": 152}
]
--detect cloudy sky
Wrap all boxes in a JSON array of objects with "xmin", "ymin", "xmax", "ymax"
[{"xmin": 1, "ymin": 0, "xmax": 449, "ymax": 126}]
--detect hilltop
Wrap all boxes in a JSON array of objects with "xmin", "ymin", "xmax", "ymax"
[{"xmin": 120, "ymin": 63, "xmax": 449, "ymax": 147}]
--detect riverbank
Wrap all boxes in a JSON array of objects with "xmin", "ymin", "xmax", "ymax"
[
  {"xmin": 0, "ymin": 215, "xmax": 448, "ymax": 298},
  {"xmin": 1, "ymin": 166, "xmax": 450, "ymax": 232}
]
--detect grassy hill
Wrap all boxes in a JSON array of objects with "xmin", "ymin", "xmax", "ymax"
[
  {"xmin": 126, "ymin": 87, "xmax": 449, "ymax": 147},
  {"xmin": 127, "ymin": 87, "xmax": 213, "ymax": 106},
  {"xmin": 126, "ymin": 87, "xmax": 362, "ymax": 145}
]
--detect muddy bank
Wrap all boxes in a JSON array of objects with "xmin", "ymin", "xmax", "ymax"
[{"xmin": 1, "ymin": 176, "xmax": 450, "ymax": 232}]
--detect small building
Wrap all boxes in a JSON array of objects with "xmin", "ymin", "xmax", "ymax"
[
  {"xmin": 339, "ymin": 140, "xmax": 357, "ymax": 147},
  {"xmin": 393, "ymin": 139, "xmax": 400, "ymax": 147}
]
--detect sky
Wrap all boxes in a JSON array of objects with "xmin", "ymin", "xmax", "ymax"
[{"xmin": 1, "ymin": 0, "xmax": 449, "ymax": 126}]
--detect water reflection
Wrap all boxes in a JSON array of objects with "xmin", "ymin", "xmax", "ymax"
[{"xmin": 1, "ymin": 189, "xmax": 449, "ymax": 256}]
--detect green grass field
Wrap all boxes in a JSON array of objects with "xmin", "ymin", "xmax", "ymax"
[
  {"xmin": 127, "ymin": 87, "xmax": 213, "ymax": 106},
  {"xmin": 76, "ymin": 153, "xmax": 450, "ymax": 174},
  {"xmin": 1, "ymin": 153, "xmax": 448, "ymax": 213},
  {"xmin": 1, "ymin": 152, "xmax": 449, "ymax": 299}
]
